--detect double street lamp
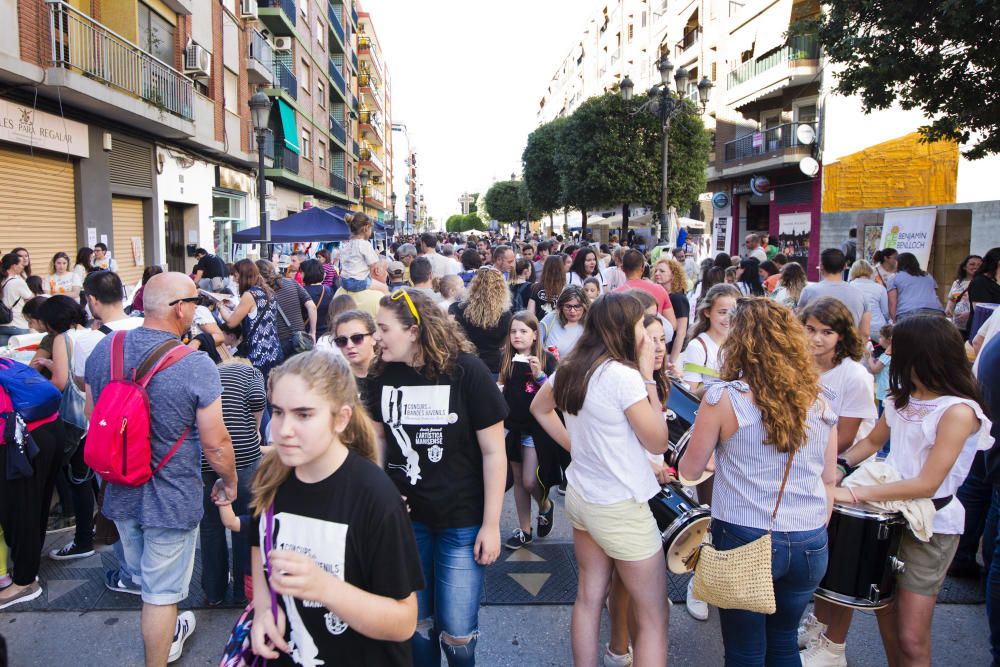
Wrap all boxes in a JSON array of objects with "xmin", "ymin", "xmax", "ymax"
[
  {"xmin": 390, "ymin": 191, "xmax": 397, "ymax": 243},
  {"xmin": 359, "ymin": 169, "xmax": 370, "ymax": 214},
  {"xmin": 249, "ymin": 91, "xmax": 272, "ymax": 246},
  {"xmin": 620, "ymin": 55, "xmax": 712, "ymax": 245}
]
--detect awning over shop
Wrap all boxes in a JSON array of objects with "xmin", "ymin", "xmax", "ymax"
[
  {"xmin": 277, "ymin": 99, "xmax": 299, "ymax": 154},
  {"xmin": 233, "ymin": 206, "xmax": 349, "ymax": 243}
]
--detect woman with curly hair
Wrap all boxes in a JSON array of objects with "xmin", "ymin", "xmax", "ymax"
[
  {"xmin": 680, "ymin": 297, "xmax": 838, "ymax": 665},
  {"xmin": 366, "ymin": 288, "xmax": 508, "ymax": 667},
  {"xmin": 448, "ymin": 267, "xmax": 513, "ymax": 377},
  {"xmin": 652, "ymin": 257, "xmax": 690, "ymax": 372},
  {"xmin": 527, "ymin": 255, "xmax": 567, "ymax": 321}
]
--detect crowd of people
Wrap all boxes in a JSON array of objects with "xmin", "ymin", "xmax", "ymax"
[{"xmin": 1, "ymin": 219, "xmax": 1000, "ymax": 667}]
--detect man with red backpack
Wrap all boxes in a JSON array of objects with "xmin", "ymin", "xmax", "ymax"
[{"xmin": 84, "ymin": 272, "xmax": 236, "ymax": 665}]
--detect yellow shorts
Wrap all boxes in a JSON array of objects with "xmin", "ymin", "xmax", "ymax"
[{"xmin": 565, "ymin": 484, "xmax": 662, "ymax": 562}]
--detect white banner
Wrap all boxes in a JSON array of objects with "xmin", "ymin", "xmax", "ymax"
[
  {"xmin": 0, "ymin": 99, "xmax": 89, "ymax": 158},
  {"xmin": 880, "ymin": 207, "xmax": 936, "ymax": 269}
]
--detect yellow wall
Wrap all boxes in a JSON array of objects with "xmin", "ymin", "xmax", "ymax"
[
  {"xmin": 98, "ymin": 1, "xmax": 177, "ymax": 45},
  {"xmin": 822, "ymin": 132, "xmax": 958, "ymax": 213}
]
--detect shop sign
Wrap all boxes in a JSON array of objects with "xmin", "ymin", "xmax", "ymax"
[
  {"xmin": 712, "ymin": 192, "xmax": 730, "ymax": 209},
  {"xmin": 750, "ymin": 175, "xmax": 771, "ymax": 197},
  {"xmin": 218, "ymin": 166, "xmax": 252, "ymax": 193},
  {"xmin": 0, "ymin": 99, "xmax": 89, "ymax": 158}
]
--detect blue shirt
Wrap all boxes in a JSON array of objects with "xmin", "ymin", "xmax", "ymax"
[
  {"xmin": 85, "ymin": 327, "xmax": 222, "ymax": 530},
  {"xmin": 875, "ymin": 353, "xmax": 891, "ymax": 401},
  {"xmin": 978, "ymin": 336, "xmax": 1000, "ymax": 486},
  {"xmin": 889, "ymin": 272, "xmax": 943, "ymax": 318}
]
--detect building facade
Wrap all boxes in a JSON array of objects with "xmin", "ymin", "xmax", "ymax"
[{"xmin": 356, "ymin": 8, "xmax": 392, "ymax": 224}]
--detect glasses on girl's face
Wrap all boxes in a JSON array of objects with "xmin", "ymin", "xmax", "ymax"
[
  {"xmin": 563, "ymin": 303, "xmax": 583, "ymax": 311},
  {"xmin": 334, "ymin": 333, "xmax": 371, "ymax": 348}
]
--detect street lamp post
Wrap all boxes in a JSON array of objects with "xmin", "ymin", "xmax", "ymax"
[
  {"xmin": 620, "ymin": 75, "xmax": 634, "ymax": 239},
  {"xmin": 249, "ymin": 91, "xmax": 272, "ymax": 249},
  {"xmin": 390, "ymin": 191, "xmax": 397, "ymax": 244},
  {"xmin": 359, "ymin": 169, "xmax": 369, "ymax": 215}
]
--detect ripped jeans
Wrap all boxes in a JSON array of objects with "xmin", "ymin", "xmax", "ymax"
[{"xmin": 411, "ymin": 521, "xmax": 485, "ymax": 667}]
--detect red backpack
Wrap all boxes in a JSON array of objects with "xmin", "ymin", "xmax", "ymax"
[{"xmin": 84, "ymin": 330, "xmax": 194, "ymax": 487}]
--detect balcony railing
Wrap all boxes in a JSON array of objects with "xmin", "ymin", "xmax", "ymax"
[
  {"xmin": 275, "ymin": 146, "xmax": 299, "ymax": 173},
  {"xmin": 675, "ymin": 26, "xmax": 700, "ymax": 57},
  {"xmin": 258, "ymin": 0, "xmax": 296, "ymax": 25},
  {"xmin": 47, "ymin": 1, "xmax": 193, "ymax": 120},
  {"xmin": 328, "ymin": 57, "xmax": 346, "ymax": 95},
  {"xmin": 727, "ymin": 35, "xmax": 819, "ymax": 90},
  {"xmin": 352, "ymin": 138, "xmax": 360, "ymax": 159},
  {"xmin": 273, "ymin": 59, "xmax": 297, "ymax": 99},
  {"xmin": 249, "ymin": 29, "xmax": 274, "ymax": 76},
  {"xmin": 359, "ymin": 109, "xmax": 378, "ymax": 126},
  {"xmin": 327, "ymin": 4, "xmax": 345, "ymax": 46},
  {"xmin": 329, "ymin": 113, "xmax": 347, "ymax": 145},
  {"xmin": 724, "ymin": 121, "xmax": 816, "ymax": 162},
  {"xmin": 330, "ymin": 172, "xmax": 347, "ymax": 194},
  {"xmin": 362, "ymin": 185, "xmax": 386, "ymax": 206},
  {"xmin": 360, "ymin": 146, "xmax": 384, "ymax": 173}
]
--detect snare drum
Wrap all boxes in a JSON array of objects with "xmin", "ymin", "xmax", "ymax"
[
  {"xmin": 665, "ymin": 381, "xmax": 712, "ymax": 486},
  {"xmin": 815, "ymin": 503, "xmax": 907, "ymax": 609},
  {"xmin": 648, "ymin": 481, "xmax": 711, "ymax": 574}
]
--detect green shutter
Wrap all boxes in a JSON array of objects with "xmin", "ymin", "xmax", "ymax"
[{"xmin": 277, "ymin": 99, "xmax": 300, "ymax": 154}]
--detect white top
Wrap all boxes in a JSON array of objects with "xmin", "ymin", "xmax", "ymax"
[
  {"xmin": 44, "ymin": 272, "xmax": 83, "ymax": 295},
  {"xmin": 424, "ymin": 251, "xmax": 459, "ymax": 279},
  {"xmin": 884, "ymin": 395, "xmax": 994, "ymax": 534},
  {"xmin": 681, "ymin": 333, "xmax": 721, "ymax": 385},
  {"xmin": 92, "ymin": 256, "xmax": 118, "ymax": 272},
  {"xmin": 560, "ymin": 361, "xmax": 661, "ymax": 504},
  {"xmin": 73, "ymin": 265, "xmax": 88, "ymax": 284},
  {"xmin": 566, "ymin": 270, "xmax": 605, "ymax": 290},
  {"xmin": 748, "ymin": 247, "xmax": 768, "ymax": 263},
  {"xmin": 974, "ymin": 308, "xmax": 1000, "ymax": 376},
  {"xmin": 820, "ymin": 359, "xmax": 878, "ymax": 444},
  {"xmin": 340, "ymin": 239, "xmax": 379, "ymax": 281},
  {"xmin": 1, "ymin": 276, "xmax": 33, "ymax": 330},
  {"xmin": 190, "ymin": 305, "xmax": 216, "ymax": 337},
  {"xmin": 73, "ymin": 317, "xmax": 145, "ymax": 380}
]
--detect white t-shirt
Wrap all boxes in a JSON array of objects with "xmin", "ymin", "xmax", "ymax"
[
  {"xmin": 566, "ymin": 270, "xmax": 605, "ymax": 291},
  {"xmin": 190, "ymin": 305, "xmax": 217, "ymax": 337},
  {"xmin": 973, "ymin": 308, "xmax": 1000, "ymax": 376},
  {"xmin": 681, "ymin": 333, "xmax": 721, "ymax": 385},
  {"xmin": 560, "ymin": 361, "xmax": 661, "ymax": 504},
  {"xmin": 885, "ymin": 395, "xmax": 993, "ymax": 534},
  {"xmin": 748, "ymin": 248, "xmax": 768, "ymax": 263},
  {"xmin": 425, "ymin": 251, "xmax": 459, "ymax": 279},
  {"xmin": 44, "ymin": 272, "xmax": 83, "ymax": 295},
  {"xmin": 92, "ymin": 256, "xmax": 118, "ymax": 272},
  {"xmin": 821, "ymin": 359, "xmax": 877, "ymax": 443},
  {"xmin": 340, "ymin": 239, "xmax": 379, "ymax": 281},
  {"xmin": 73, "ymin": 317, "xmax": 145, "ymax": 381}
]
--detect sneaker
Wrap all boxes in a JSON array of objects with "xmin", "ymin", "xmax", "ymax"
[
  {"xmin": 49, "ymin": 541, "xmax": 95, "ymax": 561},
  {"xmin": 797, "ymin": 612, "xmax": 827, "ymax": 650},
  {"xmin": 602, "ymin": 644, "xmax": 633, "ymax": 667},
  {"xmin": 537, "ymin": 499, "xmax": 555, "ymax": 538},
  {"xmin": 104, "ymin": 569, "xmax": 141, "ymax": 595},
  {"xmin": 167, "ymin": 611, "xmax": 197, "ymax": 663},
  {"xmin": 558, "ymin": 480, "xmax": 567, "ymax": 496},
  {"xmin": 800, "ymin": 634, "xmax": 847, "ymax": 667},
  {"xmin": 0, "ymin": 575, "xmax": 11, "ymax": 591},
  {"xmin": 685, "ymin": 578, "xmax": 708, "ymax": 621},
  {"xmin": 0, "ymin": 581, "xmax": 43, "ymax": 611},
  {"xmin": 504, "ymin": 528, "xmax": 533, "ymax": 550}
]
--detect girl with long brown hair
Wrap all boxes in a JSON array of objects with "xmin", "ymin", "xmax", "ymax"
[
  {"xmin": 248, "ymin": 351, "xmax": 423, "ymax": 665},
  {"xmin": 498, "ymin": 311, "xmax": 558, "ymax": 551},
  {"xmin": 448, "ymin": 267, "xmax": 513, "ymax": 376},
  {"xmin": 527, "ymin": 254, "xmax": 567, "ymax": 321},
  {"xmin": 682, "ymin": 283, "xmax": 741, "ymax": 395},
  {"xmin": 531, "ymin": 292, "xmax": 671, "ymax": 666},
  {"xmin": 680, "ymin": 297, "xmax": 839, "ymax": 665},
  {"xmin": 219, "ymin": 259, "xmax": 284, "ymax": 381},
  {"xmin": 366, "ymin": 288, "xmax": 508, "ymax": 666},
  {"xmin": 771, "ymin": 261, "xmax": 807, "ymax": 308}
]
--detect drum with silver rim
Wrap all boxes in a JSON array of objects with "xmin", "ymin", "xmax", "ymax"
[
  {"xmin": 648, "ymin": 481, "xmax": 711, "ymax": 574},
  {"xmin": 665, "ymin": 380, "xmax": 712, "ymax": 486}
]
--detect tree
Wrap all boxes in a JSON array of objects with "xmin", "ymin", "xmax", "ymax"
[
  {"xmin": 812, "ymin": 1, "xmax": 999, "ymax": 159},
  {"xmin": 459, "ymin": 213, "xmax": 486, "ymax": 232},
  {"xmin": 483, "ymin": 180, "xmax": 531, "ymax": 232},
  {"xmin": 468, "ymin": 192, "xmax": 480, "ymax": 215},
  {"xmin": 522, "ymin": 118, "xmax": 567, "ymax": 231},
  {"xmin": 445, "ymin": 214, "xmax": 463, "ymax": 233}
]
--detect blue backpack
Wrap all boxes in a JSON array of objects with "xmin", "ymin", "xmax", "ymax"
[{"xmin": 0, "ymin": 358, "xmax": 62, "ymax": 422}]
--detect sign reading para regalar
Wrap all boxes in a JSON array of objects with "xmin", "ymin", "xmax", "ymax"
[
  {"xmin": 880, "ymin": 207, "xmax": 937, "ymax": 270},
  {"xmin": 0, "ymin": 99, "xmax": 89, "ymax": 158}
]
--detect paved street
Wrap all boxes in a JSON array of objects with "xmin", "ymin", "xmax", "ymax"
[{"xmin": 1, "ymin": 492, "xmax": 991, "ymax": 665}]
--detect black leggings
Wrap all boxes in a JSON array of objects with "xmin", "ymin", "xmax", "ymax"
[{"xmin": 0, "ymin": 420, "xmax": 64, "ymax": 586}]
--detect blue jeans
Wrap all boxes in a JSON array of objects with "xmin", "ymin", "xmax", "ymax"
[
  {"xmin": 955, "ymin": 451, "xmax": 990, "ymax": 567},
  {"xmin": 199, "ymin": 460, "xmax": 258, "ymax": 603},
  {"xmin": 341, "ymin": 276, "xmax": 370, "ymax": 292},
  {"xmin": 982, "ymin": 488, "xmax": 1000, "ymax": 663},
  {"xmin": 711, "ymin": 519, "xmax": 829, "ymax": 666},
  {"xmin": 411, "ymin": 522, "xmax": 485, "ymax": 667}
]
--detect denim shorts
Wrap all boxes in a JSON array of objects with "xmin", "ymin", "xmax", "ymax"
[
  {"xmin": 115, "ymin": 519, "xmax": 199, "ymax": 605},
  {"xmin": 341, "ymin": 276, "xmax": 371, "ymax": 292},
  {"xmin": 503, "ymin": 429, "xmax": 535, "ymax": 448}
]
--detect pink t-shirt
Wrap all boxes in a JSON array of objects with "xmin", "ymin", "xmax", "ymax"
[{"xmin": 615, "ymin": 279, "xmax": 673, "ymax": 315}]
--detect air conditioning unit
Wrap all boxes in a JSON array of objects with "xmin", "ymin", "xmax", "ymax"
[
  {"xmin": 273, "ymin": 37, "xmax": 293, "ymax": 52},
  {"xmin": 264, "ymin": 180, "xmax": 274, "ymax": 197},
  {"xmin": 240, "ymin": 0, "xmax": 258, "ymax": 19},
  {"xmin": 183, "ymin": 44, "xmax": 211, "ymax": 78}
]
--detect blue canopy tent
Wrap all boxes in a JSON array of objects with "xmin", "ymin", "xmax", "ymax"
[{"xmin": 233, "ymin": 206, "xmax": 351, "ymax": 244}]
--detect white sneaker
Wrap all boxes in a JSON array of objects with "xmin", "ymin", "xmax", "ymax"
[
  {"xmin": 602, "ymin": 644, "xmax": 633, "ymax": 667},
  {"xmin": 685, "ymin": 578, "xmax": 708, "ymax": 621},
  {"xmin": 167, "ymin": 611, "xmax": 196, "ymax": 663},
  {"xmin": 799, "ymin": 634, "xmax": 847, "ymax": 667},
  {"xmin": 797, "ymin": 612, "xmax": 828, "ymax": 650}
]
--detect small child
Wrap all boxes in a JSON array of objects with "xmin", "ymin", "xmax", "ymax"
[
  {"xmin": 582, "ymin": 277, "xmax": 601, "ymax": 302},
  {"xmin": 339, "ymin": 213, "xmax": 388, "ymax": 294},
  {"xmin": 864, "ymin": 324, "xmax": 893, "ymax": 456}
]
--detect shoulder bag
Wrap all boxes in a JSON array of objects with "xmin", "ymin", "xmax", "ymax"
[
  {"xmin": 0, "ymin": 278, "xmax": 21, "ymax": 326},
  {"xmin": 274, "ymin": 300, "xmax": 314, "ymax": 356},
  {"xmin": 689, "ymin": 450, "xmax": 796, "ymax": 614},
  {"xmin": 59, "ymin": 333, "xmax": 88, "ymax": 432}
]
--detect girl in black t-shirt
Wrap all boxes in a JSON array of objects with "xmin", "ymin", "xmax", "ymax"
[
  {"xmin": 367, "ymin": 288, "xmax": 508, "ymax": 667},
  {"xmin": 499, "ymin": 311, "xmax": 558, "ymax": 551},
  {"xmin": 248, "ymin": 351, "xmax": 423, "ymax": 666}
]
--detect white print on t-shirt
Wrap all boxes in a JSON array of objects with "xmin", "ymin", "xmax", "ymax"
[
  {"xmin": 381, "ymin": 385, "xmax": 452, "ymax": 484},
  {"xmin": 272, "ymin": 512, "xmax": 349, "ymax": 666}
]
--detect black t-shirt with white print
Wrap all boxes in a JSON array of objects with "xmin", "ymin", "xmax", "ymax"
[
  {"xmin": 249, "ymin": 451, "xmax": 424, "ymax": 667},
  {"xmin": 365, "ymin": 353, "xmax": 509, "ymax": 529}
]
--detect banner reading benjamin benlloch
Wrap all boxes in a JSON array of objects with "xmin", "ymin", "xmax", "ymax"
[{"xmin": 880, "ymin": 207, "xmax": 937, "ymax": 269}]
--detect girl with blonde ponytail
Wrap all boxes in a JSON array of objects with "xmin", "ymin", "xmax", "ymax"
[{"xmin": 248, "ymin": 351, "xmax": 424, "ymax": 665}]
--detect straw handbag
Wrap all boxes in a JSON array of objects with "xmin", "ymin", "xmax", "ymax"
[{"xmin": 690, "ymin": 451, "xmax": 796, "ymax": 614}]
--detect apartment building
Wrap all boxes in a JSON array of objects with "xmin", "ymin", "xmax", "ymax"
[
  {"xmin": 356, "ymin": 8, "xmax": 391, "ymax": 224},
  {"xmin": 391, "ymin": 123, "xmax": 423, "ymax": 235}
]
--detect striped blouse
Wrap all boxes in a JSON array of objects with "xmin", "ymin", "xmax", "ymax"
[
  {"xmin": 706, "ymin": 380, "xmax": 836, "ymax": 532},
  {"xmin": 201, "ymin": 363, "xmax": 267, "ymax": 472}
]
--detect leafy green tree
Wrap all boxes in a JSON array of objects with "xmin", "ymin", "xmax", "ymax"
[
  {"xmin": 468, "ymin": 192, "xmax": 480, "ymax": 215},
  {"xmin": 459, "ymin": 213, "xmax": 486, "ymax": 232},
  {"xmin": 484, "ymin": 180, "xmax": 531, "ymax": 230},
  {"xmin": 811, "ymin": 1, "xmax": 999, "ymax": 159},
  {"xmin": 522, "ymin": 118, "xmax": 567, "ymax": 230},
  {"xmin": 445, "ymin": 214, "xmax": 463, "ymax": 233}
]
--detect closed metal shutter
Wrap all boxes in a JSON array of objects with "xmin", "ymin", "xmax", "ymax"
[
  {"xmin": 0, "ymin": 146, "xmax": 77, "ymax": 269},
  {"xmin": 108, "ymin": 138, "xmax": 153, "ymax": 189},
  {"xmin": 111, "ymin": 196, "xmax": 145, "ymax": 288}
]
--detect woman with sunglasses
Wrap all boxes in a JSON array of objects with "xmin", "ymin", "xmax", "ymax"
[
  {"xmin": 540, "ymin": 285, "xmax": 591, "ymax": 361},
  {"xmin": 366, "ymin": 288, "xmax": 508, "ymax": 667},
  {"xmin": 332, "ymin": 310, "xmax": 378, "ymax": 391}
]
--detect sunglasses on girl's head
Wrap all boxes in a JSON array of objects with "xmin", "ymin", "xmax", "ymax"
[{"xmin": 334, "ymin": 333, "xmax": 371, "ymax": 348}]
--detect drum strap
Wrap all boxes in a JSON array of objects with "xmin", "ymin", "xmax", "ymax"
[{"xmin": 932, "ymin": 495, "xmax": 953, "ymax": 510}]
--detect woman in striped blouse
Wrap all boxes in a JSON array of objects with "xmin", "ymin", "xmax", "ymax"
[{"xmin": 680, "ymin": 297, "xmax": 839, "ymax": 665}]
